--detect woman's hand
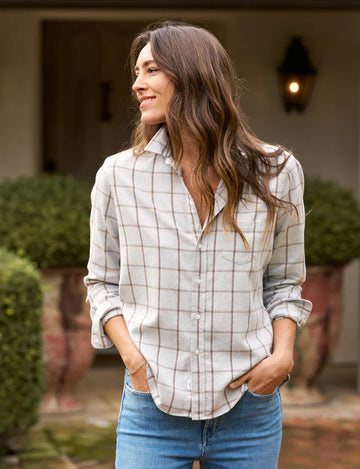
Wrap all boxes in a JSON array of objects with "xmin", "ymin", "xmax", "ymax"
[
  {"xmin": 229, "ymin": 317, "xmax": 296, "ymax": 394},
  {"xmin": 104, "ymin": 316, "xmax": 150, "ymax": 392},
  {"xmin": 228, "ymin": 352, "xmax": 293, "ymax": 394},
  {"xmin": 129, "ymin": 361, "xmax": 150, "ymax": 392},
  {"xmin": 124, "ymin": 348, "xmax": 150, "ymax": 392}
]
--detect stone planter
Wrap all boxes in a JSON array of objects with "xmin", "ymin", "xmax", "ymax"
[
  {"xmin": 40, "ymin": 267, "xmax": 95, "ymax": 413},
  {"xmin": 281, "ymin": 265, "xmax": 344, "ymax": 404}
]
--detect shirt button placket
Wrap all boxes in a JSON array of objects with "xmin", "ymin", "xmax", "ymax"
[
  {"xmin": 197, "ymin": 236, "xmax": 206, "ymax": 417},
  {"xmin": 191, "ymin": 236, "xmax": 205, "ymax": 418}
]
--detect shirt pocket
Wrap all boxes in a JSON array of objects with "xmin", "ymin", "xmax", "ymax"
[{"xmin": 221, "ymin": 221, "xmax": 262, "ymax": 268}]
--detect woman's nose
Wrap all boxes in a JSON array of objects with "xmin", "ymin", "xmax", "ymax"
[{"xmin": 132, "ymin": 74, "xmax": 148, "ymax": 93}]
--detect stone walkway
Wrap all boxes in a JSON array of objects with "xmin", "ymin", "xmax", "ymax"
[{"xmin": 1, "ymin": 363, "xmax": 360, "ymax": 468}]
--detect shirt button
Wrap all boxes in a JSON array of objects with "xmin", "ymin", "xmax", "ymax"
[
  {"xmin": 196, "ymin": 278, "xmax": 201, "ymax": 284},
  {"xmin": 194, "ymin": 349, "xmax": 200, "ymax": 355},
  {"xmin": 195, "ymin": 314, "xmax": 200, "ymax": 320},
  {"xmin": 198, "ymin": 243, "xmax": 202, "ymax": 249}
]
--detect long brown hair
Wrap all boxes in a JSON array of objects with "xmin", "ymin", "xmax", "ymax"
[{"xmin": 130, "ymin": 21, "xmax": 293, "ymax": 244}]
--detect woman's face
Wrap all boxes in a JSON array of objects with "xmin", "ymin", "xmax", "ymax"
[{"xmin": 132, "ymin": 43, "xmax": 174, "ymax": 125}]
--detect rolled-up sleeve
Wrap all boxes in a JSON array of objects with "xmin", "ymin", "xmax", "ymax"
[
  {"xmin": 84, "ymin": 162, "xmax": 122, "ymax": 349},
  {"xmin": 263, "ymin": 156, "xmax": 312, "ymax": 328}
]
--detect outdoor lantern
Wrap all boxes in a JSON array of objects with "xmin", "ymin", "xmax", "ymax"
[{"xmin": 278, "ymin": 37, "xmax": 317, "ymax": 112}]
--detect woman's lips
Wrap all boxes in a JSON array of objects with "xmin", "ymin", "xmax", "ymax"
[{"xmin": 139, "ymin": 96, "xmax": 156, "ymax": 109}]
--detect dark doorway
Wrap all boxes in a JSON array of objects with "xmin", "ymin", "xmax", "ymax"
[
  {"xmin": 42, "ymin": 21, "xmax": 147, "ymax": 182},
  {"xmin": 42, "ymin": 20, "xmax": 224, "ymax": 182}
]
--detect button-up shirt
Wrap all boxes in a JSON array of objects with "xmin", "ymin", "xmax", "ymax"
[{"xmin": 84, "ymin": 127, "xmax": 312, "ymax": 420}]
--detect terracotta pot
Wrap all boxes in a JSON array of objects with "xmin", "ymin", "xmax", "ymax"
[
  {"xmin": 281, "ymin": 265, "xmax": 344, "ymax": 404},
  {"xmin": 40, "ymin": 267, "xmax": 95, "ymax": 413}
]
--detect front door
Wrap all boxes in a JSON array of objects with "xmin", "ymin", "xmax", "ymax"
[{"xmin": 42, "ymin": 21, "xmax": 146, "ymax": 182}]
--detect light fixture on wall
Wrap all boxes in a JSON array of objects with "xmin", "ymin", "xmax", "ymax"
[{"xmin": 278, "ymin": 37, "xmax": 317, "ymax": 112}]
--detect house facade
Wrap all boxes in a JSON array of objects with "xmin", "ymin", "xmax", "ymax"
[{"xmin": 0, "ymin": 1, "xmax": 359, "ymax": 374}]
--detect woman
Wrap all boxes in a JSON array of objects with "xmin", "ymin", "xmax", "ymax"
[{"xmin": 85, "ymin": 21, "xmax": 312, "ymax": 469}]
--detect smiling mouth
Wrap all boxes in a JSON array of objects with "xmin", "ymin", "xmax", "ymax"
[{"xmin": 140, "ymin": 97, "xmax": 156, "ymax": 108}]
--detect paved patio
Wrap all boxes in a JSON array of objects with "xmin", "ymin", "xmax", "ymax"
[{"xmin": 1, "ymin": 360, "xmax": 360, "ymax": 468}]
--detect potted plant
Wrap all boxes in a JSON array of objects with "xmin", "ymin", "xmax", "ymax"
[
  {"xmin": 0, "ymin": 175, "xmax": 94, "ymax": 413},
  {"xmin": 282, "ymin": 176, "xmax": 360, "ymax": 404},
  {"xmin": 0, "ymin": 248, "xmax": 43, "ymax": 455}
]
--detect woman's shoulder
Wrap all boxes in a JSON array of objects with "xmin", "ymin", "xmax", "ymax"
[
  {"xmin": 262, "ymin": 143, "xmax": 303, "ymax": 177},
  {"xmin": 261, "ymin": 144, "xmax": 305, "ymax": 199},
  {"xmin": 98, "ymin": 148, "xmax": 150, "ymax": 175},
  {"xmin": 92, "ymin": 147, "xmax": 138, "ymax": 190},
  {"xmin": 100, "ymin": 147, "xmax": 137, "ymax": 172}
]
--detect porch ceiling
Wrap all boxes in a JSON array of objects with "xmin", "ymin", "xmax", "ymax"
[{"xmin": 1, "ymin": 0, "xmax": 360, "ymax": 9}]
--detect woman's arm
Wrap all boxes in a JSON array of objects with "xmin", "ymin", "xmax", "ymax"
[
  {"xmin": 104, "ymin": 316, "xmax": 149, "ymax": 392},
  {"xmin": 84, "ymin": 162, "xmax": 123, "ymax": 349},
  {"xmin": 229, "ymin": 318, "xmax": 296, "ymax": 393},
  {"xmin": 84, "ymin": 162, "xmax": 149, "ymax": 391},
  {"xmin": 230, "ymin": 155, "xmax": 312, "ymax": 393},
  {"xmin": 262, "ymin": 156, "xmax": 312, "ymax": 328}
]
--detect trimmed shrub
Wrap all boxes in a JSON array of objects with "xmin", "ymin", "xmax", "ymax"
[
  {"xmin": 304, "ymin": 176, "xmax": 360, "ymax": 266},
  {"xmin": 0, "ymin": 248, "xmax": 44, "ymax": 452},
  {"xmin": 1, "ymin": 174, "xmax": 358, "ymax": 269},
  {"xmin": 0, "ymin": 175, "xmax": 91, "ymax": 269}
]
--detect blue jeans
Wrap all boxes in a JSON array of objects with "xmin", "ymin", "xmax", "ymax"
[{"xmin": 116, "ymin": 370, "xmax": 283, "ymax": 468}]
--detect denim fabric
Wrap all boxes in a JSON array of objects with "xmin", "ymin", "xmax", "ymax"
[{"xmin": 116, "ymin": 371, "xmax": 283, "ymax": 468}]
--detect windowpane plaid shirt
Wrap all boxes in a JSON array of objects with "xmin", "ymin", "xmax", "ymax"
[{"xmin": 84, "ymin": 127, "xmax": 312, "ymax": 420}]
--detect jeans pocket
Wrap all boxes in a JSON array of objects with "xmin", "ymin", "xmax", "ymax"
[
  {"xmin": 279, "ymin": 373, "xmax": 290, "ymax": 388},
  {"xmin": 246, "ymin": 374, "xmax": 290, "ymax": 399},
  {"xmin": 124, "ymin": 369, "xmax": 152, "ymax": 398},
  {"xmin": 246, "ymin": 387, "xmax": 279, "ymax": 399}
]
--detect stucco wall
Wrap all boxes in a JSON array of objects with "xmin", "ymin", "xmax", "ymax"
[
  {"xmin": 225, "ymin": 10, "xmax": 360, "ymax": 364},
  {"xmin": 0, "ymin": 11, "xmax": 41, "ymax": 178},
  {"xmin": 0, "ymin": 8, "xmax": 359, "ymax": 364}
]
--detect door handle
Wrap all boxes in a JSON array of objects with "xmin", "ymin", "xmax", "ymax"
[{"xmin": 100, "ymin": 82, "xmax": 113, "ymax": 121}]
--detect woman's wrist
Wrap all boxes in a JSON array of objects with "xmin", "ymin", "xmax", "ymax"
[
  {"xmin": 272, "ymin": 317, "xmax": 296, "ymax": 367},
  {"xmin": 128, "ymin": 360, "xmax": 147, "ymax": 376},
  {"xmin": 271, "ymin": 350, "xmax": 294, "ymax": 374},
  {"xmin": 121, "ymin": 346, "xmax": 146, "ymax": 371},
  {"xmin": 104, "ymin": 316, "xmax": 145, "ymax": 369}
]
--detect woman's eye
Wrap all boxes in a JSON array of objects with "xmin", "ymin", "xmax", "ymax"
[{"xmin": 133, "ymin": 68, "xmax": 158, "ymax": 82}]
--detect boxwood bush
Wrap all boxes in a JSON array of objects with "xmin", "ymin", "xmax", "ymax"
[
  {"xmin": 304, "ymin": 176, "xmax": 360, "ymax": 266},
  {"xmin": 0, "ymin": 248, "xmax": 43, "ymax": 453},
  {"xmin": 0, "ymin": 175, "xmax": 91, "ymax": 269},
  {"xmin": 1, "ymin": 174, "xmax": 358, "ymax": 269}
]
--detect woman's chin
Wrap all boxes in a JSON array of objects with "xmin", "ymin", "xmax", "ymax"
[{"xmin": 140, "ymin": 114, "xmax": 166, "ymax": 126}]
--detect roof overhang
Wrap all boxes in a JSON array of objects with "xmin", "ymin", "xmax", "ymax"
[{"xmin": 1, "ymin": 0, "xmax": 360, "ymax": 9}]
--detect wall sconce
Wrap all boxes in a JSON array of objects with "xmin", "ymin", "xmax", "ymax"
[{"xmin": 278, "ymin": 37, "xmax": 317, "ymax": 112}]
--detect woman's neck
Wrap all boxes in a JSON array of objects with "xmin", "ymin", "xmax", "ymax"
[{"xmin": 180, "ymin": 135, "xmax": 199, "ymax": 166}]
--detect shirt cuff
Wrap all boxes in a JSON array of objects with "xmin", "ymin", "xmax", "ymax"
[
  {"xmin": 269, "ymin": 299, "xmax": 312, "ymax": 329},
  {"xmin": 90, "ymin": 302, "xmax": 122, "ymax": 349},
  {"xmin": 101, "ymin": 309, "xmax": 122, "ymax": 327}
]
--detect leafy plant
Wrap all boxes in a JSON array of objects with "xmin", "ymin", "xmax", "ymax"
[
  {"xmin": 0, "ymin": 175, "xmax": 91, "ymax": 269},
  {"xmin": 1, "ymin": 174, "xmax": 358, "ymax": 269},
  {"xmin": 0, "ymin": 248, "xmax": 44, "ymax": 453},
  {"xmin": 304, "ymin": 176, "xmax": 360, "ymax": 266}
]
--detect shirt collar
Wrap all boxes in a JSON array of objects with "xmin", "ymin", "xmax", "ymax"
[
  {"xmin": 143, "ymin": 125, "xmax": 228, "ymax": 222},
  {"xmin": 144, "ymin": 126, "xmax": 173, "ymax": 164}
]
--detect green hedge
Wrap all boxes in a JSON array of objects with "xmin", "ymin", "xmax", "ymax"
[
  {"xmin": 0, "ymin": 174, "xmax": 358, "ymax": 269},
  {"xmin": 304, "ymin": 176, "xmax": 360, "ymax": 266},
  {"xmin": 0, "ymin": 248, "xmax": 44, "ymax": 452},
  {"xmin": 0, "ymin": 175, "xmax": 91, "ymax": 269}
]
